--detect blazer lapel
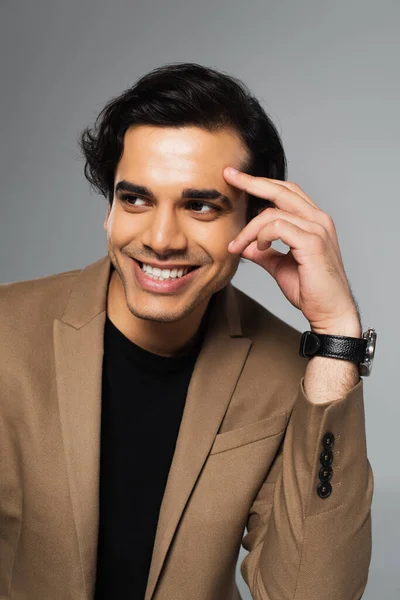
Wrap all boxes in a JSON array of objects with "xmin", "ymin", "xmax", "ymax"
[
  {"xmin": 53, "ymin": 256, "xmax": 111, "ymax": 598},
  {"xmin": 53, "ymin": 255, "xmax": 252, "ymax": 600},
  {"xmin": 144, "ymin": 283, "xmax": 252, "ymax": 600}
]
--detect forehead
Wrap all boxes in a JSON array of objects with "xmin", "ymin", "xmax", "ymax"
[{"xmin": 115, "ymin": 125, "xmax": 249, "ymax": 188}]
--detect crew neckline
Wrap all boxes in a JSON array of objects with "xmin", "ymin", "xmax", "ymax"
[{"xmin": 104, "ymin": 293, "xmax": 217, "ymax": 372}]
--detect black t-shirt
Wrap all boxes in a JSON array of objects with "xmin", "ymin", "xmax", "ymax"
[{"xmin": 94, "ymin": 295, "xmax": 216, "ymax": 599}]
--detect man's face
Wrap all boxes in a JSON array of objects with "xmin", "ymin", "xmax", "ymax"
[{"xmin": 104, "ymin": 125, "xmax": 249, "ymax": 323}]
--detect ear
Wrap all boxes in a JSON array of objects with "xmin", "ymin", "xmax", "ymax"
[{"xmin": 103, "ymin": 205, "xmax": 111, "ymax": 231}]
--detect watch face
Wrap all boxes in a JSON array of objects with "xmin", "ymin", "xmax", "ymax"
[{"xmin": 359, "ymin": 328, "xmax": 377, "ymax": 376}]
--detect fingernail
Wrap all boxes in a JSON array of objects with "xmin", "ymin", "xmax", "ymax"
[
  {"xmin": 228, "ymin": 240, "xmax": 235, "ymax": 248},
  {"xmin": 227, "ymin": 167, "xmax": 238, "ymax": 175}
]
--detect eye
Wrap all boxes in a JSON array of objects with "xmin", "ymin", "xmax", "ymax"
[
  {"xmin": 120, "ymin": 195, "xmax": 147, "ymax": 207},
  {"xmin": 187, "ymin": 201, "xmax": 220, "ymax": 214},
  {"xmin": 120, "ymin": 195, "xmax": 221, "ymax": 215}
]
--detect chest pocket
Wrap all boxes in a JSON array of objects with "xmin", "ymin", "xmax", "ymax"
[{"xmin": 209, "ymin": 411, "xmax": 287, "ymax": 455}]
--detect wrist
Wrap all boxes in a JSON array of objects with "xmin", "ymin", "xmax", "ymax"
[
  {"xmin": 304, "ymin": 356, "xmax": 360, "ymax": 404},
  {"xmin": 311, "ymin": 319, "xmax": 362, "ymax": 338}
]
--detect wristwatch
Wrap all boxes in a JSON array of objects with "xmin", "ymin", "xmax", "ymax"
[{"xmin": 299, "ymin": 327, "xmax": 377, "ymax": 377}]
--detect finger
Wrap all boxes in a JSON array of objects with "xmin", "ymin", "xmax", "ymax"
[
  {"xmin": 228, "ymin": 209, "xmax": 327, "ymax": 254},
  {"xmin": 224, "ymin": 168, "xmax": 319, "ymax": 216},
  {"xmin": 237, "ymin": 218, "xmax": 323, "ymax": 262},
  {"xmin": 257, "ymin": 178, "xmax": 320, "ymax": 210}
]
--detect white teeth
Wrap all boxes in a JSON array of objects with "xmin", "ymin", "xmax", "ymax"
[{"xmin": 140, "ymin": 262, "xmax": 193, "ymax": 280}]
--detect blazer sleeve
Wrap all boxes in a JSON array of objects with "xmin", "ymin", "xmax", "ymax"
[{"xmin": 240, "ymin": 376, "xmax": 374, "ymax": 600}]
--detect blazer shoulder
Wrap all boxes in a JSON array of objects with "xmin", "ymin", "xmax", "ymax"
[
  {"xmin": 233, "ymin": 285, "xmax": 306, "ymax": 382},
  {"xmin": 0, "ymin": 265, "xmax": 83, "ymax": 327}
]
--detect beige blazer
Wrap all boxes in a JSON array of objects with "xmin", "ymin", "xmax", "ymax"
[{"xmin": 0, "ymin": 255, "xmax": 373, "ymax": 600}]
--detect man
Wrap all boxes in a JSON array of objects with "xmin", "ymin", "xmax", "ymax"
[{"xmin": 0, "ymin": 63, "xmax": 375, "ymax": 600}]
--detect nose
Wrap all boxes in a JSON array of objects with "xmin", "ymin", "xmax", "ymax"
[{"xmin": 140, "ymin": 204, "xmax": 188, "ymax": 256}]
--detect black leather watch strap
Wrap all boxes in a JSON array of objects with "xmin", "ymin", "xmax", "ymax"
[{"xmin": 299, "ymin": 331, "xmax": 367, "ymax": 363}]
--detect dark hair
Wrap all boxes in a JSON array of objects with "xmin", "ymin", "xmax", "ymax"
[{"xmin": 79, "ymin": 62, "xmax": 287, "ymax": 223}]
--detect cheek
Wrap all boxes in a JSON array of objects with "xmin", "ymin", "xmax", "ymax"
[
  {"xmin": 209, "ymin": 219, "xmax": 245, "ymax": 256},
  {"xmin": 195, "ymin": 213, "xmax": 245, "ymax": 245},
  {"xmin": 191, "ymin": 219, "xmax": 244, "ymax": 268},
  {"xmin": 107, "ymin": 212, "xmax": 139, "ymax": 247},
  {"xmin": 205, "ymin": 234, "xmax": 241, "ymax": 271}
]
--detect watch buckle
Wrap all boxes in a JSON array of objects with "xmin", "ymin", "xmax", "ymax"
[{"xmin": 359, "ymin": 327, "xmax": 377, "ymax": 377}]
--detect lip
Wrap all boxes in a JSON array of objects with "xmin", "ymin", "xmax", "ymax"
[{"xmin": 131, "ymin": 258, "xmax": 201, "ymax": 294}]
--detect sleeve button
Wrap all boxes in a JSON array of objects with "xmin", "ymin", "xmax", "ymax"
[
  {"xmin": 319, "ymin": 465, "xmax": 333, "ymax": 482},
  {"xmin": 320, "ymin": 449, "xmax": 333, "ymax": 466},
  {"xmin": 322, "ymin": 432, "xmax": 335, "ymax": 449},
  {"xmin": 317, "ymin": 482, "xmax": 332, "ymax": 498}
]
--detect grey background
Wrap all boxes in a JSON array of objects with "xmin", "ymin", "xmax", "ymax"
[{"xmin": 0, "ymin": 0, "xmax": 398, "ymax": 597}]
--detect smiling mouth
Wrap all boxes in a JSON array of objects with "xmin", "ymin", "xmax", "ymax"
[
  {"xmin": 133, "ymin": 259, "xmax": 201, "ymax": 282},
  {"xmin": 136, "ymin": 260, "xmax": 200, "ymax": 272}
]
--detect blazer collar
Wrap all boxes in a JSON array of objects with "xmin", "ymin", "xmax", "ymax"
[{"xmin": 54, "ymin": 254, "xmax": 251, "ymax": 600}]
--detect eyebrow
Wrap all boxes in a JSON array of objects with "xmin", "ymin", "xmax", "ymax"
[{"xmin": 114, "ymin": 180, "xmax": 234, "ymax": 210}]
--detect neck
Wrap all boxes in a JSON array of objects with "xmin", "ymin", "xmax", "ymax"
[{"xmin": 106, "ymin": 269, "xmax": 212, "ymax": 357}]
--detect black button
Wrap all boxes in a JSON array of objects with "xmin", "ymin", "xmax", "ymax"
[
  {"xmin": 322, "ymin": 432, "xmax": 335, "ymax": 450},
  {"xmin": 317, "ymin": 482, "xmax": 332, "ymax": 498},
  {"xmin": 320, "ymin": 449, "xmax": 333, "ymax": 466},
  {"xmin": 319, "ymin": 465, "xmax": 333, "ymax": 482}
]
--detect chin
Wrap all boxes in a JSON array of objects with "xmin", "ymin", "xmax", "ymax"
[{"xmin": 124, "ymin": 297, "xmax": 200, "ymax": 324}]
